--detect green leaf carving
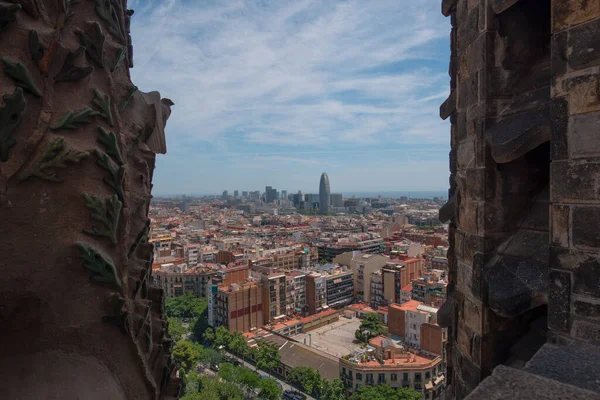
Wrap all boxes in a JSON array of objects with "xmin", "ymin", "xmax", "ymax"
[
  {"xmin": 97, "ymin": 126, "xmax": 123, "ymax": 165},
  {"xmin": 54, "ymin": 46, "xmax": 94, "ymax": 82},
  {"xmin": 19, "ymin": 136, "xmax": 89, "ymax": 182},
  {"xmin": 133, "ymin": 261, "xmax": 151, "ymax": 299},
  {"xmin": 128, "ymin": 218, "xmax": 150, "ymax": 257},
  {"xmin": 63, "ymin": 0, "xmax": 80, "ymax": 20},
  {"xmin": 127, "ymin": 123, "xmax": 152, "ymax": 159},
  {"xmin": 29, "ymin": 30, "xmax": 45, "ymax": 62},
  {"xmin": 50, "ymin": 107, "xmax": 98, "ymax": 130},
  {"xmin": 92, "ymin": 88, "xmax": 113, "ymax": 127},
  {"xmin": 110, "ymin": 47, "xmax": 126, "ymax": 72},
  {"xmin": 76, "ymin": 21, "xmax": 105, "ymax": 67},
  {"xmin": 77, "ymin": 242, "xmax": 121, "ymax": 288},
  {"xmin": 82, "ymin": 193, "xmax": 122, "ymax": 245},
  {"xmin": 102, "ymin": 293, "xmax": 130, "ymax": 334},
  {"xmin": 95, "ymin": 149, "xmax": 125, "ymax": 202},
  {"xmin": 1, "ymin": 56, "xmax": 42, "ymax": 97},
  {"xmin": 0, "ymin": 4, "xmax": 20, "ymax": 33},
  {"xmin": 95, "ymin": 0, "xmax": 124, "ymax": 40},
  {"xmin": 135, "ymin": 301, "xmax": 152, "ymax": 338},
  {"xmin": 120, "ymin": 85, "xmax": 137, "ymax": 112},
  {"xmin": 0, "ymin": 87, "xmax": 25, "ymax": 162}
]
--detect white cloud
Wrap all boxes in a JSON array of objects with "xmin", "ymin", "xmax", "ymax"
[{"xmin": 130, "ymin": 0, "xmax": 451, "ymax": 151}]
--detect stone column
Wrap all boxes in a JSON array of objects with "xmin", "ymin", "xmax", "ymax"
[{"xmin": 0, "ymin": 1, "xmax": 177, "ymax": 398}]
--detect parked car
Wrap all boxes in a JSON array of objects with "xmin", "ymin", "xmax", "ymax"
[{"xmin": 282, "ymin": 389, "xmax": 306, "ymax": 400}]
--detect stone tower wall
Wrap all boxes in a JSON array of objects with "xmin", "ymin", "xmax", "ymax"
[
  {"xmin": 0, "ymin": 1, "xmax": 177, "ymax": 398},
  {"xmin": 440, "ymin": 0, "xmax": 600, "ymax": 398}
]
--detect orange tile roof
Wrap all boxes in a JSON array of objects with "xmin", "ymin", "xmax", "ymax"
[
  {"xmin": 401, "ymin": 284, "xmax": 413, "ymax": 291},
  {"xmin": 390, "ymin": 300, "xmax": 423, "ymax": 312}
]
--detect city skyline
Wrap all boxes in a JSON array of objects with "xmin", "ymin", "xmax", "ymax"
[{"xmin": 129, "ymin": 0, "xmax": 451, "ymax": 194}]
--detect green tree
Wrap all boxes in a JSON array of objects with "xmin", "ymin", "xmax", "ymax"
[
  {"xmin": 227, "ymin": 331, "xmax": 249, "ymax": 357},
  {"xmin": 258, "ymin": 378, "xmax": 282, "ymax": 400},
  {"xmin": 354, "ymin": 313, "xmax": 386, "ymax": 344},
  {"xmin": 287, "ymin": 366, "xmax": 321, "ymax": 396},
  {"xmin": 319, "ymin": 378, "xmax": 346, "ymax": 400},
  {"xmin": 349, "ymin": 384, "xmax": 421, "ymax": 400},
  {"xmin": 196, "ymin": 346, "xmax": 223, "ymax": 367},
  {"xmin": 165, "ymin": 292, "xmax": 207, "ymax": 319},
  {"xmin": 168, "ymin": 317, "xmax": 188, "ymax": 341},
  {"xmin": 255, "ymin": 341, "xmax": 280, "ymax": 372},
  {"xmin": 173, "ymin": 339, "xmax": 201, "ymax": 372},
  {"xmin": 236, "ymin": 366, "xmax": 260, "ymax": 391}
]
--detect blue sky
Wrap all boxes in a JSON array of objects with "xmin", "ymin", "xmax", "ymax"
[{"xmin": 129, "ymin": 0, "xmax": 451, "ymax": 196}]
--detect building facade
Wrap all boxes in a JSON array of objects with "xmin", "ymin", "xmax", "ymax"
[
  {"xmin": 319, "ymin": 172, "xmax": 331, "ymax": 214},
  {"xmin": 215, "ymin": 281, "xmax": 263, "ymax": 333}
]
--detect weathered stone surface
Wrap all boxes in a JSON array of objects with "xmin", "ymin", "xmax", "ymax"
[
  {"xmin": 548, "ymin": 269, "xmax": 571, "ymax": 331},
  {"xmin": 486, "ymin": 108, "xmax": 551, "ymax": 163},
  {"xmin": 525, "ymin": 342, "xmax": 600, "ymax": 393},
  {"xmin": 551, "ymin": 205, "xmax": 569, "ymax": 247},
  {"xmin": 568, "ymin": 18, "xmax": 600, "ymax": 69},
  {"xmin": 485, "ymin": 255, "xmax": 548, "ymax": 317},
  {"xmin": 442, "ymin": 0, "xmax": 458, "ymax": 17},
  {"xmin": 550, "ymin": 246, "xmax": 600, "ymax": 298},
  {"xmin": 569, "ymin": 111, "xmax": 600, "ymax": 158},
  {"xmin": 551, "ymin": 161, "xmax": 600, "ymax": 202},
  {"xmin": 457, "ymin": 138, "xmax": 475, "ymax": 168},
  {"xmin": 571, "ymin": 320, "xmax": 600, "ymax": 344},
  {"xmin": 501, "ymin": 230, "xmax": 549, "ymax": 264},
  {"xmin": 489, "ymin": 0, "xmax": 520, "ymax": 14},
  {"xmin": 439, "ymin": 194, "xmax": 457, "ymax": 223},
  {"xmin": 466, "ymin": 102, "xmax": 484, "ymax": 137},
  {"xmin": 553, "ymin": 69, "xmax": 600, "ymax": 115},
  {"xmin": 453, "ymin": 345, "xmax": 483, "ymax": 390},
  {"xmin": 456, "ymin": 111, "xmax": 467, "ymax": 142},
  {"xmin": 464, "ymin": 365, "xmax": 599, "ymax": 400},
  {"xmin": 573, "ymin": 298, "xmax": 600, "ymax": 320},
  {"xmin": 459, "ymin": 73, "xmax": 479, "ymax": 108},
  {"xmin": 552, "ymin": 0, "xmax": 600, "ymax": 32},
  {"xmin": 458, "ymin": 5, "xmax": 480, "ymax": 51},
  {"xmin": 551, "ymin": 97, "xmax": 569, "ymax": 160},
  {"xmin": 551, "ymin": 31, "xmax": 567, "ymax": 75},
  {"xmin": 573, "ymin": 206, "xmax": 600, "ymax": 249}
]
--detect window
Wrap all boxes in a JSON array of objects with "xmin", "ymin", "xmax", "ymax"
[
  {"xmin": 425, "ymin": 371, "xmax": 431, "ymax": 379},
  {"xmin": 403, "ymin": 373, "xmax": 409, "ymax": 381},
  {"xmin": 415, "ymin": 373, "xmax": 422, "ymax": 382},
  {"xmin": 366, "ymin": 374, "xmax": 373, "ymax": 383},
  {"xmin": 433, "ymin": 367, "xmax": 436, "ymax": 376},
  {"xmin": 349, "ymin": 371, "xmax": 353, "ymax": 379},
  {"xmin": 378, "ymin": 374, "xmax": 385, "ymax": 383},
  {"xmin": 391, "ymin": 373, "xmax": 397, "ymax": 381},
  {"xmin": 342, "ymin": 367, "xmax": 346, "ymax": 375},
  {"xmin": 356, "ymin": 373, "xmax": 362, "ymax": 381}
]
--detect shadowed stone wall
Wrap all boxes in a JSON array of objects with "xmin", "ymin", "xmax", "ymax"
[
  {"xmin": 439, "ymin": 0, "xmax": 600, "ymax": 398},
  {"xmin": 0, "ymin": 1, "xmax": 178, "ymax": 398}
]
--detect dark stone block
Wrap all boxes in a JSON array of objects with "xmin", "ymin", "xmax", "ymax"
[
  {"xmin": 456, "ymin": 111, "xmax": 467, "ymax": 142},
  {"xmin": 458, "ymin": 6, "xmax": 480, "ymax": 51},
  {"xmin": 439, "ymin": 194, "xmax": 456, "ymax": 223},
  {"xmin": 459, "ymin": 73, "xmax": 479, "ymax": 108},
  {"xmin": 489, "ymin": 0, "xmax": 520, "ymax": 14},
  {"xmin": 574, "ymin": 299, "xmax": 600, "ymax": 320},
  {"xmin": 550, "ymin": 205, "xmax": 569, "ymax": 248},
  {"xmin": 486, "ymin": 108, "xmax": 551, "ymax": 163},
  {"xmin": 464, "ymin": 365, "xmax": 600, "ymax": 400},
  {"xmin": 551, "ymin": 31, "xmax": 567, "ymax": 76},
  {"xmin": 551, "ymin": 161, "xmax": 600, "ymax": 202},
  {"xmin": 502, "ymin": 229, "xmax": 549, "ymax": 265},
  {"xmin": 485, "ymin": 255, "xmax": 548, "ymax": 317},
  {"xmin": 569, "ymin": 111, "xmax": 600, "ymax": 158},
  {"xmin": 548, "ymin": 269, "xmax": 571, "ymax": 331},
  {"xmin": 525, "ymin": 342, "xmax": 600, "ymax": 393},
  {"xmin": 571, "ymin": 320, "xmax": 600, "ymax": 344},
  {"xmin": 465, "ymin": 32, "xmax": 490, "ymax": 75},
  {"xmin": 450, "ymin": 27, "xmax": 457, "ymax": 54},
  {"xmin": 573, "ymin": 254, "xmax": 600, "ymax": 298},
  {"xmin": 452, "ymin": 346, "xmax": 482, "ymax": 390},
  {"xmin": 442, "ymin": 0, "xmax": 458, "ymax": 17},
  {"xmin": 498, "ymin": 87, "xmax": 550, "ymax": 118},
  {"xmin": 450, "ymin": 148, "xmax": 458, "ymax": 174},
  {"xmin": 573, "ymin": 207, "xmax": 600, "ymax": 249},
  {"xmin": 568, "ymin": 19, "xmax": 600, "ymax": 70},
  {"xmin": 440, "ymin": 90, "xmax": 456, "ymax": 120}
]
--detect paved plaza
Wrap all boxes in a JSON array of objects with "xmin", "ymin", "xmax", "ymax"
[{"xmin": 293, "ymin": 316, "xmax": 363, "ymax": 358}]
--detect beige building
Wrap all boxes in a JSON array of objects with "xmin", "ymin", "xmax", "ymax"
[
  {"xmin": 346, "ymin": 253, "xmax": 389, "ymax": 304},
  {"xmin": 215, "ymin": 281, "xmax": 263, "ymax": 333},
  {"xmin": 262, "ymin": 272, "xmax": 287, "ymax": 323}
]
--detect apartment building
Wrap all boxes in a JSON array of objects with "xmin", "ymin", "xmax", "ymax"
[
  {"xmin": 215, "ymin": 281, "xmax": 263, "ymax": 333},
  {"xmin": 306, "ymin": 273, "xmax": 327, "ymax": 315},
  {"xmin": 340, "ymin": 336, "xmax": 445, "ymax": 399},
  {"xmin": 388, "ymin": 300, "xmax": 446, "ymax": 356},
  {"xmin": 262, "ymin": 272, "xmax": 287, "ymax": 323},
  {"xmin": 153, "ymin": 266, "xmax": 218, "ymax": 297},
  {"xmin": 349, "ymin": 253, "xmax": 388, "ymax": 304},
  {"xmin": 316, "ymin": 264, "xmax": 355, "ymax": 309},
  {"xmin": 285, "ymin": 271, "xmax": 307, "ymax": 316},
  {"xmin": 370, "ymin": 270, "xmax": 385, "ymax": 308},
  {"xmin": 317, "ymin": 236, "xmax": 384, "ymax": 262},
  {"xmin": 382, "ymin": 258, "xmax": 425, "ymax": 305}
]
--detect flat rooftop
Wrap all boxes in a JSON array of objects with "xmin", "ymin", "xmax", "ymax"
[{"xmin": 293, "ymin": 316, "xmax": 363, "ymax": 358}]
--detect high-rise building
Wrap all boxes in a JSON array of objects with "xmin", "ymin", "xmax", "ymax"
[
  {"xmin": 234, "ymin": 190, "xmax": 239, "ymax": 197},
  {"xmin": 242, "ymin": 191, "xmax": 248, "ymax": 198},
  {"xmin": 265, "ymin": 186, "xmax": 277, "ymax": 203},
  {"xmin": 330, "ymin": 193, "xmax": 343, "ymax": 207},
  {"xmin": 281, "ymin": 190, "xmax": 287, "ymax": 199},
  {"xmin": 319, "ymin": 172, "xmax": 330, "ymax": 214},
  {"xmin": 215, "ymin": 281, "xmax": 263, "ymax": 333},
  {"xmin": 222, "ymin": 190, "xmax": 228, "ymax": 199}
]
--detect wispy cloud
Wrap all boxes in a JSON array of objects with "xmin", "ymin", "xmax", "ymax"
[{"xmin": 129, "ymin": 0, "xmax": 451, "ymax": 194}]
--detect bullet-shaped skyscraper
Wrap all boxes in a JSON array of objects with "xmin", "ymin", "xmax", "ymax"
[{"xmin": 319, "ymin": 172, "xmax": 330, "ymax": 214}]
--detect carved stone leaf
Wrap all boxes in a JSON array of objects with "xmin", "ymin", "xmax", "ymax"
[
  {"xmin": 95, "ymin": 0, "xmax": 124, "ymax": 40},
  {"xmin": 19, "ymin": 136, "xmax": 89, "ymax": 182},
  {"xmin": 77, "ymin": 242, "xmax": 121, "ymax": 288},
  {"xmin": 98, "ymin": 126, "xmax": 123, "ymax": 165},
  {"xmin": 95, "ymin": 149, "xmax": 125, "ymax": 202},
  {"xmin": 1, "ymin": 56, "xmax": 42, "ymax": 97},
  {"xmin": 54, "ymin": 46, "xmax": 94, "ymax": 82},
  {"xmin": 110, "ymin": 47, "xmax": 126, "ymax": 72},
  {"xmin": 0, "ymin": 4, "xmax": 20, "ymax": 33},
  {"xmin": 0, "ymin": 87, "xmax": 26, "ymax": 162},
  {"xmin": 92, "ymin": 88, "xmax": 113, "ymax": 126},
  {"xmin": 50, "ymin": 107, "xmax": 98, "ymax": 130},
  {"xmin": 29, "ymin": 30, "xmax": 45, "ymax": 62},
  {"xmin": 76, "ymin": 22, "xmax": 105, "ymax": 67},
  {"xmin": 82, "ymin": 193, "xmax": 122, "ymax": 245}
]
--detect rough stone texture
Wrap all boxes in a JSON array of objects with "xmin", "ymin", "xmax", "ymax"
[
  {"xmin": 572, "ymin": 206, "xmax": 600, "ymax": 249},
  {"xmin": 552, "ymin": 0, "xmax": 600, "ymax": 32},
  {"xmin": 568, "ymin": 18, "xmax": 600, "ymax": 69},
  {"xmin": 464, "ymin": 365, "xmax": 599, "ymax": 400},
  {"xmin": 0, "ymin": 1, "xmax": 177, "ymax": 399},
  {"xmin": 550, "ymin": 205, "xmax": 569, "ymax": 247},
  {"xmin": 551, "ymin": 161, "xmax": 600, "ymax": 202},
  {"xmin": 548, "ymin": 270, "xmax": 571, "ymax": 331},
  {"xmin": 570, "ymin": 111, "xmax": 600, "ymax": 158}
]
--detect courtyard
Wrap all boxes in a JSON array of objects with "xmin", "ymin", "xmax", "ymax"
[{"xmin": 292, "ymin": 316, "xmax": 364, "ymax": 358}]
